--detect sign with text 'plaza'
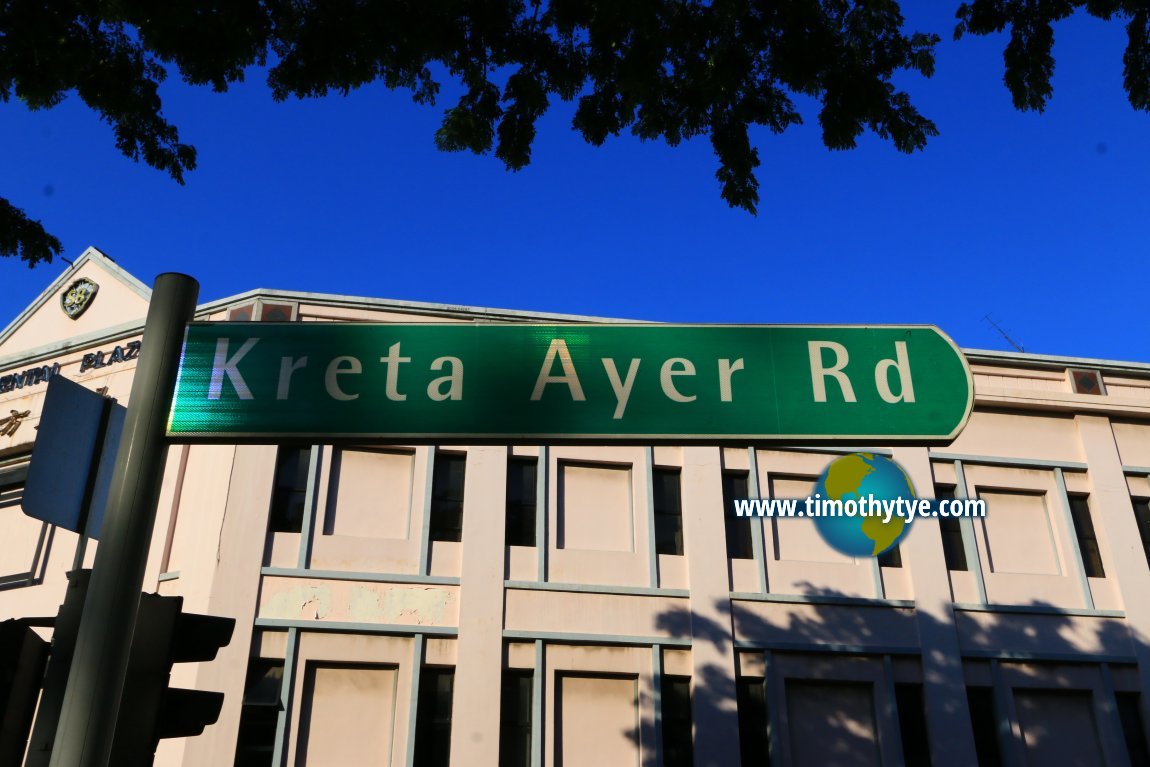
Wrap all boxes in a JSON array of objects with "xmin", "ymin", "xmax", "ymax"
[{"xmin": 167, "ymin": 323, "xmax": 973, "ymax": 443}]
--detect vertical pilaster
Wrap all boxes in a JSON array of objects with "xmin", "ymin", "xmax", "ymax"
[
  {"xmin": 892, "ymin": 446, "xmax": 979, "ymax": 767},
  {"xmin": 449, "ymin": 447, "xmax": 508, "ymax": 765},
  {"xmin": 1075, "ymin": 415, "xmax": 1150, "ymax": 732},
  {"xmin": 681, "ymin": 446, "xmax": 741, "ymax": 767}
]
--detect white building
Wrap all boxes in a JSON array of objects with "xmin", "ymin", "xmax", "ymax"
[{"xmin": 3, "ymin": 247, "xmax": 1150, "ymax": 766}]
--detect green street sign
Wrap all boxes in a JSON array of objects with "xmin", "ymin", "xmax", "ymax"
[{"xmin": 167, "ymin": 323, "xmax": 973, "ymax": 443}]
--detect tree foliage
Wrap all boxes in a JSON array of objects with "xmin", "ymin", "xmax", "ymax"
[{"xmin": 0, "ymin": 1, "xmax": 1145, "ymax": 265}]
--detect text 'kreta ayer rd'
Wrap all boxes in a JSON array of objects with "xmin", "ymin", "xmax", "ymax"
[{"xmin": 206, "ymin": 337, "xmax": 918, "ymax": 418}]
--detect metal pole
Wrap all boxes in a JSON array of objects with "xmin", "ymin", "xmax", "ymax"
[{"xmin": 49, "ymin": 273, "xmax": 199, "ymax": 767}]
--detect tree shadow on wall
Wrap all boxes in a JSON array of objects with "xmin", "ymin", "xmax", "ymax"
[{"xmin": 625, "ymin": 582, "xmax": 1139, "ymax": 767}]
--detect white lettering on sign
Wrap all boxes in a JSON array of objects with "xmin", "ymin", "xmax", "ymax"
[
  {"xmin": 428, "ymin": 356, "xmax": 463, "ymax": 401},
  {"xmin": 602, "ymin": 359, "xmax": 640, "ymax": 419},
  {"xmin": 529, "ymin": 339, "xmax": 749, "ymax": 415},
  {"xmin": 808, "ymin": 341, "xmax": 917, "ymax": 405},
  {"xmin": 209, "ymin": 338, "xmax": 259, "ymax": 400},
  {"xmin": 325, "ymin": 356, "xmax": 362, "ymax": 401},
  {"xmin": 380, "ymin": 342, "xmax": 411, "ymax": 401},
  {"xmin": 808, "ymin": 341, "xmax": 856, "ymax": 403},
  {"xmin": 660, "ymin": 358, "xmax": 696, "ymax": 403},
  {"xmin": 875, "ymin": 341, "xmax": 915, "ymax": 403},
  {"xmin": 718, "ymin": 358, "xmax": 744, "ymax": 402},
  {"xmin": 277, "ymin": 356, "xmax": 308, "ymax": 400},
  {"xmin": 531, "ymin": 339, "xmax": 586, "ymax": 402}
]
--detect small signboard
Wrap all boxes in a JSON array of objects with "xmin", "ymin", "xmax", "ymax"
[{"xmin": 23, "ymin": 376, "xmax": 125, "ymax": 538}]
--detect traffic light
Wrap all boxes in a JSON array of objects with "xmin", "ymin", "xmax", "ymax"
[
  {"xmin": 0, "ymin": 619, "xmax": 49, "ymax": 765},
  {"xmin": 25, "ymin": 570, "xmax": 91, "ymax": 767},
  {"xmin": 111, "ymin": 592, "xmax": 236, "ymax": 764},
  {"xmin": 23, "ymin": 570, "xmax": 235, "ymax": 766}
]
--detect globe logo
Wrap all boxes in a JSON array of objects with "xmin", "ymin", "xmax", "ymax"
[{"xmin": 811, "ymin": 452, "xmax": 917, "ymax": 558}]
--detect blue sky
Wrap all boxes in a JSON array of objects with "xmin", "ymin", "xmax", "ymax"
[{"xmin": 1, "ymin": 6, "xmax": 1147, "ymax": 362}]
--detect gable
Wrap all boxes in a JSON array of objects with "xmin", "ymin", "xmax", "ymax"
[{"xmin": 0, "ymin": 247, "xmax": 151, "ymax": 358}]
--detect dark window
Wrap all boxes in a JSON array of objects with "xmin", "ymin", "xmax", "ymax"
[
  {"xmin": 1069, "ymin": 368, "xmax": 1105, "ymax": 395},
  {"xmin": 228, "ymin": 304, "xmax": 255, "ymax": 321},
  {"xmin": 936, "ymin": 485, "xmax": 968, "ymax": 571},
  {"xmin": 662, "ymin": 675, "xmax": 694, "ymax": 767},
  {"xmin": 1117, "ymin": 692, "xmax": 1150, "ymax": 767},
  {"xmin": 736, "ymin": 677, "xmax": 769, "ymax": 766},
  {"xmin": 233, "ymin": 660, "xmax": 283, "ymax": 767},
  {"xmin": 1132, "ymin": 498, "xmax": 1150, "ymax": 571},
  {"xmin": 430, "ymin": 453, "xmax": 466, "ymax": 542},
  {"xmin": 654, "ymin": 468, "xmax": 684, "ymax": 556},
  {"xmin": 966, "ymin": 686, "xmax": 1002, "ymax": 767},
  {"xmin": 506, "ymin": 458, "xmax": 537, "ymax": 547},
  {"xmin": 724, "ymin": 471, "xmax": 754, "ymax": 560},
  {"xmin": 414, "ymin": 667, "xmax": 455, "ymax": 767},
  {"xmin": 1068, "ymin": 494, "xmax": 1105, "ymax": 578},
  {"xmin": 894, "ymin": 683, "xmax": 932, "ymax": 766},
  {"xmin": 269, "ymin": 447, "xmax": 310, "ymax": 533},
  {"xmin": 259, "ymin": 302, "xmax": 295, "ymax": 322},
  {"xmin": 499, "ymin": 670, "xmax": 533, "ymax": 767},
  {"xmin": 878, "ymin": 545, "xmax": 903, "ymax": 568}
]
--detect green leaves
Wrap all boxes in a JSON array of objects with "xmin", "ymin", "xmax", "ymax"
[
  {"xmin": 0, "ymin": 200, "xmax": 63, "ymax": 267},
  {"xmin": 0, "ymin": 0, "xmax": 1143, "ymax": 266},
  {"xmin": 956, "ymin": 1, "xmax": 1150, "ymax": 113}
]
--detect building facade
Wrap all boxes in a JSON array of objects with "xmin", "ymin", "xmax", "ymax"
[{"xmin": 3, "ymin": 248, "xmax": 1150, "ymax": 766}]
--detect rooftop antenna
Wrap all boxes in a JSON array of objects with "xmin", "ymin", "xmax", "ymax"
[{"xmin": 984, "ymin": 314, "xmax": 1025, "ymax": 353}]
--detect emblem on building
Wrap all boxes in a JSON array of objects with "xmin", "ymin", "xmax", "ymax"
[{"xmin": 61, "ymin": 277, "xmax": 99, "ymax": 319}]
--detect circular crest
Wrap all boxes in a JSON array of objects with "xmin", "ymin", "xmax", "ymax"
[{"xmin": 61, "ymin": 277, "xmax": 100, "ymax": 319}]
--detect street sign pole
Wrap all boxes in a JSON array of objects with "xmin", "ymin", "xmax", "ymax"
[{"xmin": 48, "ymin": 273, "xmax": 198, "ymax": 767}]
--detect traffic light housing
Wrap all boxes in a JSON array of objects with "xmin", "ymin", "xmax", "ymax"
[
  {"xmin": 111, "ymin": 592, "xmax": 236, "ymax": 763},
  {"xmin": 23, "ymin": 570, "xmax": 235, "ymax": 766},
  {"xmin": 0, "ymin": 619, "xmax": 49, "ymax": 764}
]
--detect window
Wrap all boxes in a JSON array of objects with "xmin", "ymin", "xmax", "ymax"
[
  {"xmin": 0, "ymin": 462, "xmax": 28, "ymax": 508},
  {"xmin": 233, "ymin": 660, "xmax": 283, "ymax": 767},
  {"xmin": 966, "ymin": 686, "xmax": 1002, "ymax": 767},
  {"xmin": 269, "ymin": 447, "xmax": 310, "ymax": 533},
  {"xmin": 227, "ymin": 301, "xmax": 296, "ymax": 322},
  {"xmin": 894, "ymin": 683, "xmax": 932, "ymax": 767},
  {"xmin": 662, "ymin": 675, "xmax": 694, "ymax": 767},
  {"xmin": 228, "ymin": 304, "xmax": 255, "ymax": 321},
  {"xmin": 724, "ymin": 471, "xmax": 754, "ymax": 560},
  {"xmin": 787, "ymin": 681, "xmax": 880, "ymax": 765},
  {"xmin": 296, "ymin": 663, "xmax": 399, "ymax": 763},
  {"xmin": 936, "ymin": 485, "xmax": 969, "ymax": 571},
  {"xmin": 1069, "ymin": 368, "xmax": 1106, "ymax": 395},
  {"xmin": 654, "ymin": 468, "xmax": 684, "ymax": 556},
  {"xmin": 506, "ymin": 458, "xmax": 537, "ymax": 547},
  {"xmin": 499, "ymin": 670, "xmax": 533, "ymax": 767},
  {"xmin": 558, "ymin": 462, "xmax": 632, "ymax": 551},
  {"xmin": 558, "ymin": 674, "xmax": 639, "ymax": 764},
  {"xmin": 877, "ymin": 545, "xmax": 903, "ymax": 568},
  {"xmin": 1067, "ymin": 494, "xmax": 1105, "ymax": 578},
  {"xmin": 1117, "ymin": 692, "xmax": 1150, "ymax": 767},
  {"xmin": 414, "ymin": 667, "xmax": 455, "ymax": 767},
  {"xmin": 1131, "ymin": 498, "xmax": 1150, "ymax": 570},
  {"xmin": 429, "ymin": 453, "xmax": 466, "ymax": 542},
  {"xmin": 259, "ymin": 302, "xmax": 295, "ymax": 322},
  {"xmin": 736, "ymin": 677, "xmax": 769, "ymax": 766}
]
